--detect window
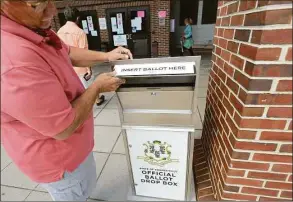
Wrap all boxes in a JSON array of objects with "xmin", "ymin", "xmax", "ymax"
[
  {"xmin": 179, "ymin": 0, "xmax": 199, "ymax": 26},
  {"xmin": 202, "ymin": 0, "xmax": 218, "ymax": 24}
]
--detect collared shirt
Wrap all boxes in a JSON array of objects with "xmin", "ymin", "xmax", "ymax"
[
  {"xmin": 57, "ymin": 21, "xmax": 89, "ymax": 76},
  {"xmin": 1, "ymin": 15, "xmax": 94, "ymax": 183}
]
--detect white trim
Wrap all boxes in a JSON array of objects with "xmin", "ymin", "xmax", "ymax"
[
  {"xmin": 123, "ymin": 109, "xmax": 192, "ymax": 114},
  {"xmin": 121, "ymin": 125, "xmax": 195, "ymax": 132}
]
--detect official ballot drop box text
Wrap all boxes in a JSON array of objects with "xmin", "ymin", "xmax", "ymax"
[{"xmin": 111, "ymin": 56, "xmax": 201, "ymax": 201}]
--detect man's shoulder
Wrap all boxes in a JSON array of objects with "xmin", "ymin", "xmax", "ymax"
[{"xmin": 58, "ymin": 23, "xmax": 84, "ymax": 36}]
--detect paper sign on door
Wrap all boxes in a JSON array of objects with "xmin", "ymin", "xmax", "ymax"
[
  {"xmin": 87, "ymin": 16, "xmax": 94, "ymax": 31},
  {"xmin": 137, "ymin": 11, "xmax": 145, "ymax": 18},
  {"xmin": 111, "ymin": 17, "xmax": 117, "ymax": 32},
  {"xmin": 116, "ymin": 13, "xmax": 124, "ymax": 34},
  {"xmin": 113, "ymin": 35, "xmax": 127, "ymax": 46},
  {"xmin": 98, "ymin": 18, "xmax": 107, "ymax": 30}
]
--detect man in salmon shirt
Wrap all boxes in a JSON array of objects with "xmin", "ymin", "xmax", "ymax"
[
  {"xmin": 1, "ymin": 0, "xmax": 132, "ymax": 201},
  {"xmin": 58, "ymin": 7, "xmax": 105, "ymax": 106}
]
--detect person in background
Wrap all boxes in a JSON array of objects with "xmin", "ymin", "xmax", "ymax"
[
  {"xmin": 58, "ymin": 6, "xmax": 105, "ymax": 106},
  {"xmin": 1, "ymin": 0, "xmax": 132, "ymax": 201},
  {"xmin": 181, "ymin": 17, "xmax": 194, "ymax": 56}
]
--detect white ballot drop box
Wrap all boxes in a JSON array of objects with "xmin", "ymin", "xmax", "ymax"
[{"xmin": 111, "ymin": 56, "xmax": 201, "ymax": 201}]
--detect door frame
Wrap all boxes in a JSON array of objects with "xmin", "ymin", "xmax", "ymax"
[{"xmin": 106, "ymin": 6, "xmax": 151, "ymax": 57}]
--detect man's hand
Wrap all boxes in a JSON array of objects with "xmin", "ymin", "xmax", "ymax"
[
  {"xmin": 106, "ymin": 47, "xmax": 133, "ymax": 62},
  {"xmin": 94, "ymin": 72, "xmax": 125, "ymax": 93}
]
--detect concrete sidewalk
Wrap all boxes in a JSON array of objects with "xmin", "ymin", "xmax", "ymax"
[{"xmin": 1, "ymin": 56, "xmax": 211, "ymax": 201}]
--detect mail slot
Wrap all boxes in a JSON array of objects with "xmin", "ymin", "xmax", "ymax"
[{"xmin": 110, "ymin": 56, "xmax": 201, "ymax": 201}]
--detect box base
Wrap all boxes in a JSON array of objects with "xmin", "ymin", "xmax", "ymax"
[{"xmin": 127, "ymin": 172, "xmax": 196, "ymax": 201}]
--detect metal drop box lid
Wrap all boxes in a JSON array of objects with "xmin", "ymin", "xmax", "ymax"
[{"xmin": 111, "ymin": 56, "xmax": 201, "ymax": 88}]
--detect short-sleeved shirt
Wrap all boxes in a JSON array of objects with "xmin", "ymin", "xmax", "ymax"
[
  {"xmin": 1, "ymin": 15, "xmax": 94, "ymax": 183},
  {"xmin": 57, "ymin": 21, "xmax": 89, "ymax": 76}
]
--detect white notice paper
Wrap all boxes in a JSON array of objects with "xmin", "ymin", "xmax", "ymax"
[
  {"xmin": 170, "ymin": 19, "xmax": 175, "ymax": 32},
  {"xmin": 87, "ymin": 16, "xmax": 94, "ymax": 31},
  {"xmin": 82, "ymin": 20, "xmax": 88, "ymax": 29},
  {"xmin": 111, "ymin": 17, "xmax": 117, "ymax": 32},
  {"xmin": 135, "ymin": 17, "xmax": 142, "ymax": 31},
  {"xmin": 98, "ymin": 18, "xmax": 107, "ymax": 30},
  {"xmin": 113, "ymin": 35, "xmax": 127, "ymax": 46},
  {"xmin": 115, "ymin": 62, "xmax": 195, "ymax": 76},
  {"xmin": 91, "ymin": 30, "xmax": 98, "ymax": 36},
  {"xmin": 116, "ymin": 13, "xmax": 124, "ymax": 34}
]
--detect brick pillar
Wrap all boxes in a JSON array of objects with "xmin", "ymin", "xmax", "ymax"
[{"xmin": 201, "ymin": 0, "xmax": 292, "ymax": 201}]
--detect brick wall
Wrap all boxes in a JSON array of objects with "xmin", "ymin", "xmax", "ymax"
[
  {"xmin": 52, "ymin": 0, "xmax": 170, "ymax": 56},
  {"xmin": 201, "ymin": 0, "xmax": 292, "ymax": 201}
]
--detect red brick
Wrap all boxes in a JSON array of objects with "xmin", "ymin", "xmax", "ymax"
[
  {"xmin": 226, "ymin": 113, "xmax": 238, "ymax": 136},
  {"xmin": 218, "ymin": 38, "xmax": 228, "ymax": 49},
  {"xmin": 242, "ymin": 107, "xmax": 264, "ymax": 117},
  {"xmin": 240, "ymin": 119, "xmax": 287, "ymax": 130},
  {"xmin": 258, "ymin": 1, "xmax": 292, "ymax": 7},
  {"xmin": 277, "ymin": 80, "xmax": 293, "ymax": 92},
  {"xmin": 244, "ymin": 94, "xmax": 292, "ymax": 105},
  {"xmin": 267, "ymin": 107, "xmax": 292, "ymax": 118},
  {"xmin": 218, "ymin": 0, "xmax": 224, "ymax": 7},
  {"xmin": 234, "ymin": 141, "xmax": 277, "ymax": 151},
  {"xmin": 248, "ymin": 171, "xmax": 288, "ymax": 181},
  {"xmin": 239, "ymin": 44, "xmax": 257, "ymax": 60},
  {"xmin": 236, "ymin": 130, "xmax": 256, "ymax": 140},
  {"xmin": 216, "ymin": 18, "xmax": 222, "ymax": 26},
  {"xmin": 251, "ymin": 29, "xmax": 292, "ymax": 44},
  {"xmin": 220, "ymin": 6, "xmax": 228, "ymax": 17},
  {"xmin": 259, "ymin": 196, "xmax": 291, "ymax": 201},
  {"xmin": 230, "ymin": 161, "xmax": 270, "ymax": 171},
  {"xmin": 230, "ymin": 54, "xmax": 244, "ymax": 70},
  {"xmin": 227, "ymin": 169, "xmax": 245, "ymax": 177},
  {"xmin": 215, "ymin": 46, "xmax": 222, "ymax": 56},
  {"xmin": 245, "ymin": 62, "xmax": 292, "ymax": 77},
  {"xmin": 198, "ymin": 187, "xmax": 213, "ymax": 198},
  {"xmin": 272, "ymin": 164, "xmax": 293, "ymax": 173},
  {"xmin": 226, "ymin": 77, "xmax": 239, "ymax": 94},
  {"xmin": 223, "ymin": 185, "xmax": 240, "ymax": 193},
  {"xmin": 227, "ymin": 2, "xmax": 238, "ymax": 14},
  {"xmin": 260, "ymin": 131, "xmax": 292, "ymax": 142},
  {"xmin": 239, "ymin": 1, "xmax": 257, "ymax": 11},
  {"xmin": 226, "ymin": 177, "xmax": 264, "ymax": 187},
  {"xmin": 223, "ymin": 62, "xmax": 234, "ymax": 77},
  {"xmin": 231, "ymin": 151, "xmax": 250, "ymax": 160},
  {"xmin": 244, "ymin": 9, "xmax": 292, "ymax": 26},
  {"xmin": 265, "ymin": 181, "xmax": 292, "ymax": 190},
  {"xmin": 280, "ymin": 144, "xmax": 293, "ymax": 153},
  {"xmin": 242, "ymin": 187, "xmax": 279, "ymax": 197},
  {"xmin": 253, "ymin": 154, "xmax": 292, "ymax": 163},
  {"xmin": 227, "ymin": 41, "xmax": 239, "ymax": 53},
  {"xmin": 230, "ymin": 15, "xmax": 244, "ymax": 26},
  {"xmin": 223, "ymin": 97, "xmax": 234, "ymax": 116},
  {"xmin": 218, "ymin": 28, "xmax": 224, "ymax": 37},
  {"xmin": 224, "ymin": 29, "xmax": 234, "ymax": 39},
  {"xmin": 281, "ymin": 191, "xmax": 293, "ymax": 199},
  {"xmin": 221, "ymin": 17, "xmax": 230, "ymax": 26},
  {"xmin": 197, "ymin": 180, "xmax": 211, "ymax": 190},
  {"xmin": 230, "ymin": 93, "xmax": 243, "ymax": 114},
  {"xmin": 256, "ymin": 48, "xmax": 282, "ymax": 61},
  {"xmin": 221, "ymin": 50, "xmax": 231, "ymax": 62},
  {"xmin": 234, "ymin": 30, "xmax": 250, "ymax": 42},
  {"xmin": 286, "ymin": 47, "xmax": 292, "ymax": 61},
  {"xmin": 222, "ymin": 192, "xmax": 257, "ymax": 201},
  {"xmin": 289, "ymin": 175, "xmax": 292, "ymax": 182}
]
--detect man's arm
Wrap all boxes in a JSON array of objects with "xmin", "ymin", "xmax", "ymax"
[
  {"xmin": 2, "ymin": 66, "xmax": 123, "ymax": 141},
  {"xmin": 55, "ymin": 72, "xmax": 122, "ymax": 140},
  {"xmin": 69, "ymin": 46, "xmax": 133, "ymax": 68}
]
